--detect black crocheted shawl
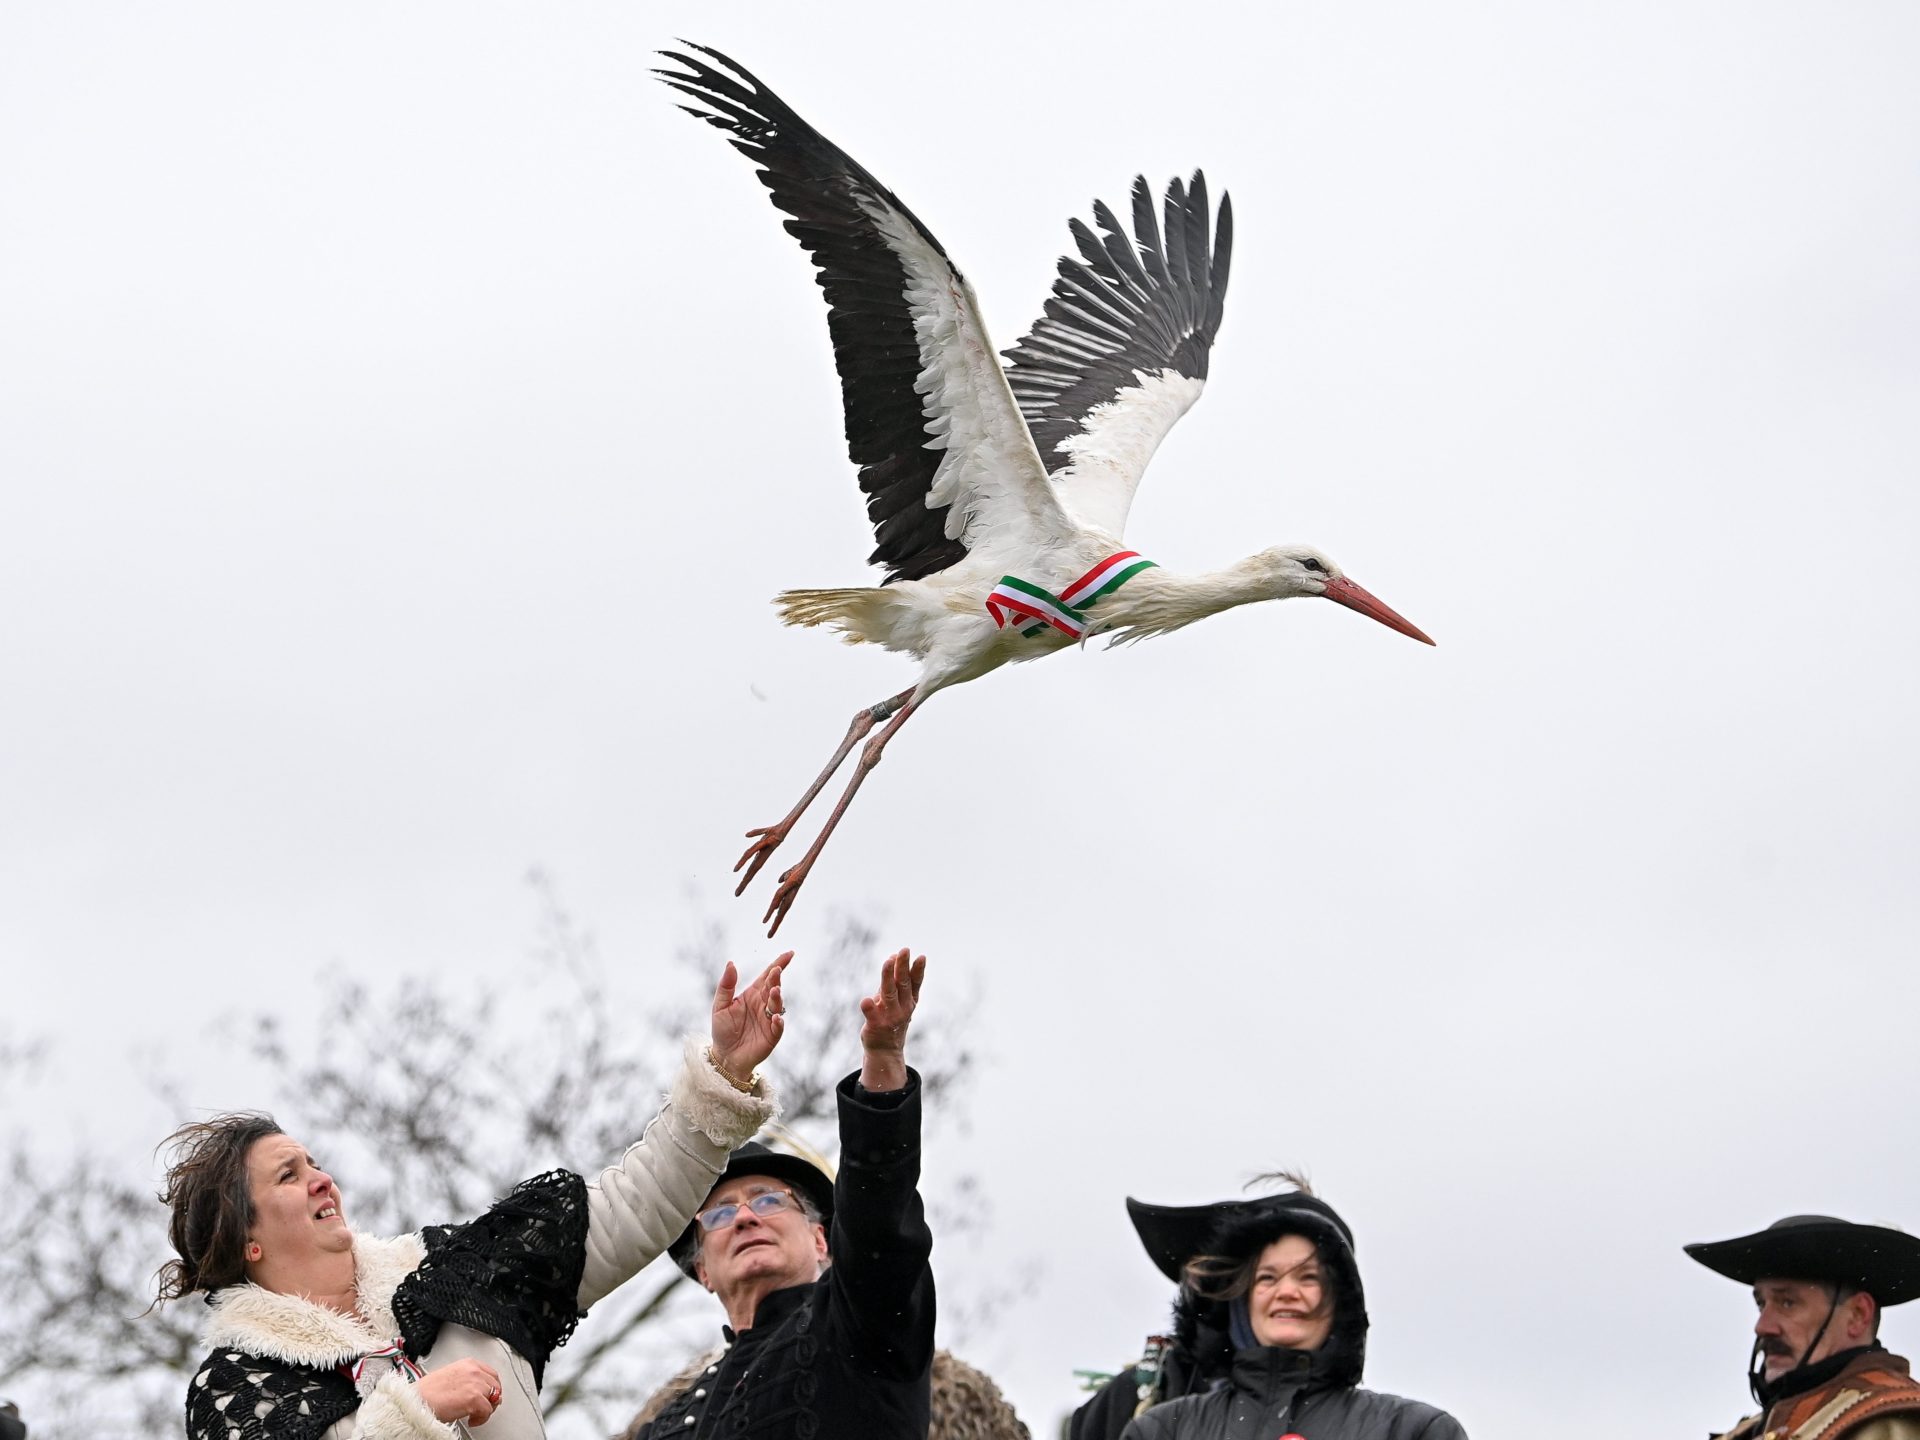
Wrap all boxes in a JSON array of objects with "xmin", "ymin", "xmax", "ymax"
[{"xmin": 185, "ymin": 1169, "xmax": 588, "ymax": 1440}]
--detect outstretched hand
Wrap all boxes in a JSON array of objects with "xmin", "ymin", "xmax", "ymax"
[
  {"xmin": 857, "ymin": 948, "xmax": 925, "ymax": 1093},
  {"xmin": 711, "ymin": 951, "xmax": 792, "ymax": 1083}
]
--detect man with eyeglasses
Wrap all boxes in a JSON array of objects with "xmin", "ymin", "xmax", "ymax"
[
  {"xmin": 635, "ymin": 948, "xmax": 934, "ymax": 1440},
  {"xmin": 1687, "ymin": 1214, "xmax": 1920, "ymax": 1440}
]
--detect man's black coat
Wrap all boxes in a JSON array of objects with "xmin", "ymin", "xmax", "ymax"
[{"xmin": 638, "ymin": 1071, "xmax": 933, "ymax": 1440}]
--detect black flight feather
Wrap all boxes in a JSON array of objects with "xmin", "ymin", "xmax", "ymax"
[
  {"xmin": 1004, "ymin": 172, "xmax": 1233, "ymax": 475},
  {"xmin": 656, "ymin": 43, "xmax": 968, "ymax": 582}
]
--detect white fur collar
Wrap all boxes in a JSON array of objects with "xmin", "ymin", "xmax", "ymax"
[{"xmin": 202, "ymin": 1230, "xmax": 427, "ymax": 1368}]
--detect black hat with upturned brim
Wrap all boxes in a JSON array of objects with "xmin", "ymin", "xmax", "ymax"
[
  {"xmin": 1126, "ymin": 1190, "xmax": 1358, "ymax": 1284},
  {"xmin": 1685, "ymin": 1215, "xmax": 1920, "ymax": 1306},
  {"xmin": 668, "ymin": 1141, "xmax": 835, "ymax": 1279}
]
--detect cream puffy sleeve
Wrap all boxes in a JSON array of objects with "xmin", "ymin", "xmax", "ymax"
[{"xmin": 575, "ymin": 1037, "xmax": 777, "ymax": 1309}]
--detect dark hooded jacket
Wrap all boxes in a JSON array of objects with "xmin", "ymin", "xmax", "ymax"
[
  {"xmin": 1097, "ymin": 1204, "xmax": 1466, "ymax": 1440},
  {"xmin": 1114, "ymin": 1345, "xmax": 1464, "ymax": 1440}
]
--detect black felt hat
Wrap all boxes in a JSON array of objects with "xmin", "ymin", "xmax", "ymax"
[
  {"xmin": 1685, "ymin": 1215, "xmax": 1920, "ymax": 1306},
  {"xmin": 668, "ymin": 1141, "xmax": 835, "ymax": 1279},
  {"xmin": 1126, "ymin": 1189, "xmax": 1358, "ymax": 1283}
]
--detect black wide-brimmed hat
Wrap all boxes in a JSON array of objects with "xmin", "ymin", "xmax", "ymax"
[
  {"xmin": 1126, "ymin": 1189, "xmax": 1358, "ymax": 1283},
  {"xmin": 668, "ymin": 1141, "xmax": 835, "ymax": 1279},
  {"xmin": 1685, "ymin": 1215, "xmax": 1920, "ymax": 1306}
]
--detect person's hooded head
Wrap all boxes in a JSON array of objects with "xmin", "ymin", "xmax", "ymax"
[{"xmin": 1127, "ymin": 1172, "xmax": 1369, "ymax": 1389}]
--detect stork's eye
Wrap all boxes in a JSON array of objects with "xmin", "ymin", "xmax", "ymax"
[{"xmin": 1301, "ymin": 557, "xmax": 1326, "ymax": 573}]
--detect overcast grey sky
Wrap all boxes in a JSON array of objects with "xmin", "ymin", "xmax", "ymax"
[{"xmin": 3, "ymin": 3, "xmax": 1917, "ymax": 1436}]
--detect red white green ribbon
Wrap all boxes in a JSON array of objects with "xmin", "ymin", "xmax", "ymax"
[
  {"xmin": 985, "ymin": 552, "xmax": 1158, "ymax": 639},
  {"xmin": 341, "ymin": 1340, "xmax": 425, "ymax": 1386},
  {"xmin": 985, "ymin": 576, "xmax": 1087, "ymax": 637},
  {"xmin": 1060, "ymin": 551, "xmax": 1157, "ymax": 609}
]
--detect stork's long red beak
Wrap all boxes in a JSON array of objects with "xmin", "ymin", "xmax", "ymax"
[{"xmin": 1321, "ymin": 576, "xmax": 1436, "ymax": 646}]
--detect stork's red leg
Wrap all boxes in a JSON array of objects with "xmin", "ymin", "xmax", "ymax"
[
  {"xmin": 762, "ymin": 697, "xmax": 919, "ymax": 937},
  {"xmin": 735, "ymin": 688, "xmax": 914, "ymax": 897}
]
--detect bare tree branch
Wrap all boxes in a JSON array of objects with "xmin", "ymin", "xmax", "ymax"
[{"xmin": 0, "ymin": 880, "xmax": 1006, "ymax": 1439}]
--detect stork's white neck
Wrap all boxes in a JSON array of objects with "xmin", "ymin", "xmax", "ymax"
[{"xmin": 1092, "ymin": 554, "xmax": 1297, "ymax": 643}]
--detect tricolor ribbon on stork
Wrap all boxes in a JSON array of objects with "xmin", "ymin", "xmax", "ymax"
[
  {"xmin": 985, "ymin": 551, "xmax": 1158, "ymax": 639},
  {"xmin": 340, "ymin": 1340, "xmax": 426, "ymax": 1387}
]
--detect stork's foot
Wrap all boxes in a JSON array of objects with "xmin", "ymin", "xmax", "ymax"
[
  {"xmin": 762, "ymin": 860, "xmax": 814, "ymax": 938},
  {"xmin": 734, "ymin": 825, "xmax": 790, "ymax": 897},
  {"xmin": 731, "ymin": 688, "xmax": 913, "ymax": 901},
  {"xmin": 737, "ymin": 687, "xmax": 920, "ymax": 936}
]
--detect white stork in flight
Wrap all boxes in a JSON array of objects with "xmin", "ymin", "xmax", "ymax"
[{"xmin": 659, "ymin": 44, "xmax": 1435, "ymax": 936}]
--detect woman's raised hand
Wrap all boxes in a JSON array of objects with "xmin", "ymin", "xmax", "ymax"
[
  {"xmin": 415, "ymin": 1357, "xmax": 503, "ymax": 1424},
  {"xmin": 710, "ymin": 951, "xmax": 792, "ymax": 1082}
]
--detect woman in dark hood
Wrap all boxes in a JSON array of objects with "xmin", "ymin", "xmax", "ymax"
[{"xmin": 1075, "ymin": 1176, "xmax": 1465, "ymax": 1440}]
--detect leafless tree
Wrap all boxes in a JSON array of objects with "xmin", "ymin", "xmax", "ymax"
[{"xmin": 0, "ymin": 874, "xmax": 999, "ymax": 1439}]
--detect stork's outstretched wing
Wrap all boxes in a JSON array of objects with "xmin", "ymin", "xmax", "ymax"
[
  {"xmin": 658, "ymin": 45, "xmax": 1067, "ymax": 582},
  {"xmin": 1001, "ymin": 175, "xmax": 1232, "ymax": 538}
]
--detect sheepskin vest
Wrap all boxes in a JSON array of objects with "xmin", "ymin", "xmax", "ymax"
[
  {"xmin": 185, "ymin": 1169, "xmax": 586, "ymax": 1440},
  {"xmin": 1716, "ymin": 1351, "xmax": 1920, "ymax": 1440}
]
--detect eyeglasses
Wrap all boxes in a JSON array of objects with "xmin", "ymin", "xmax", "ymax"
[{"xmin": 695, "ymin": 1189, "xmax": 800, "ymax": 1232}]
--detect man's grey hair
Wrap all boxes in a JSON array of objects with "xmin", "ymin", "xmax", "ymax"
[{"xmin": 782, "ymin": 1187, "xmax": 824, "ymax": 1229}]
